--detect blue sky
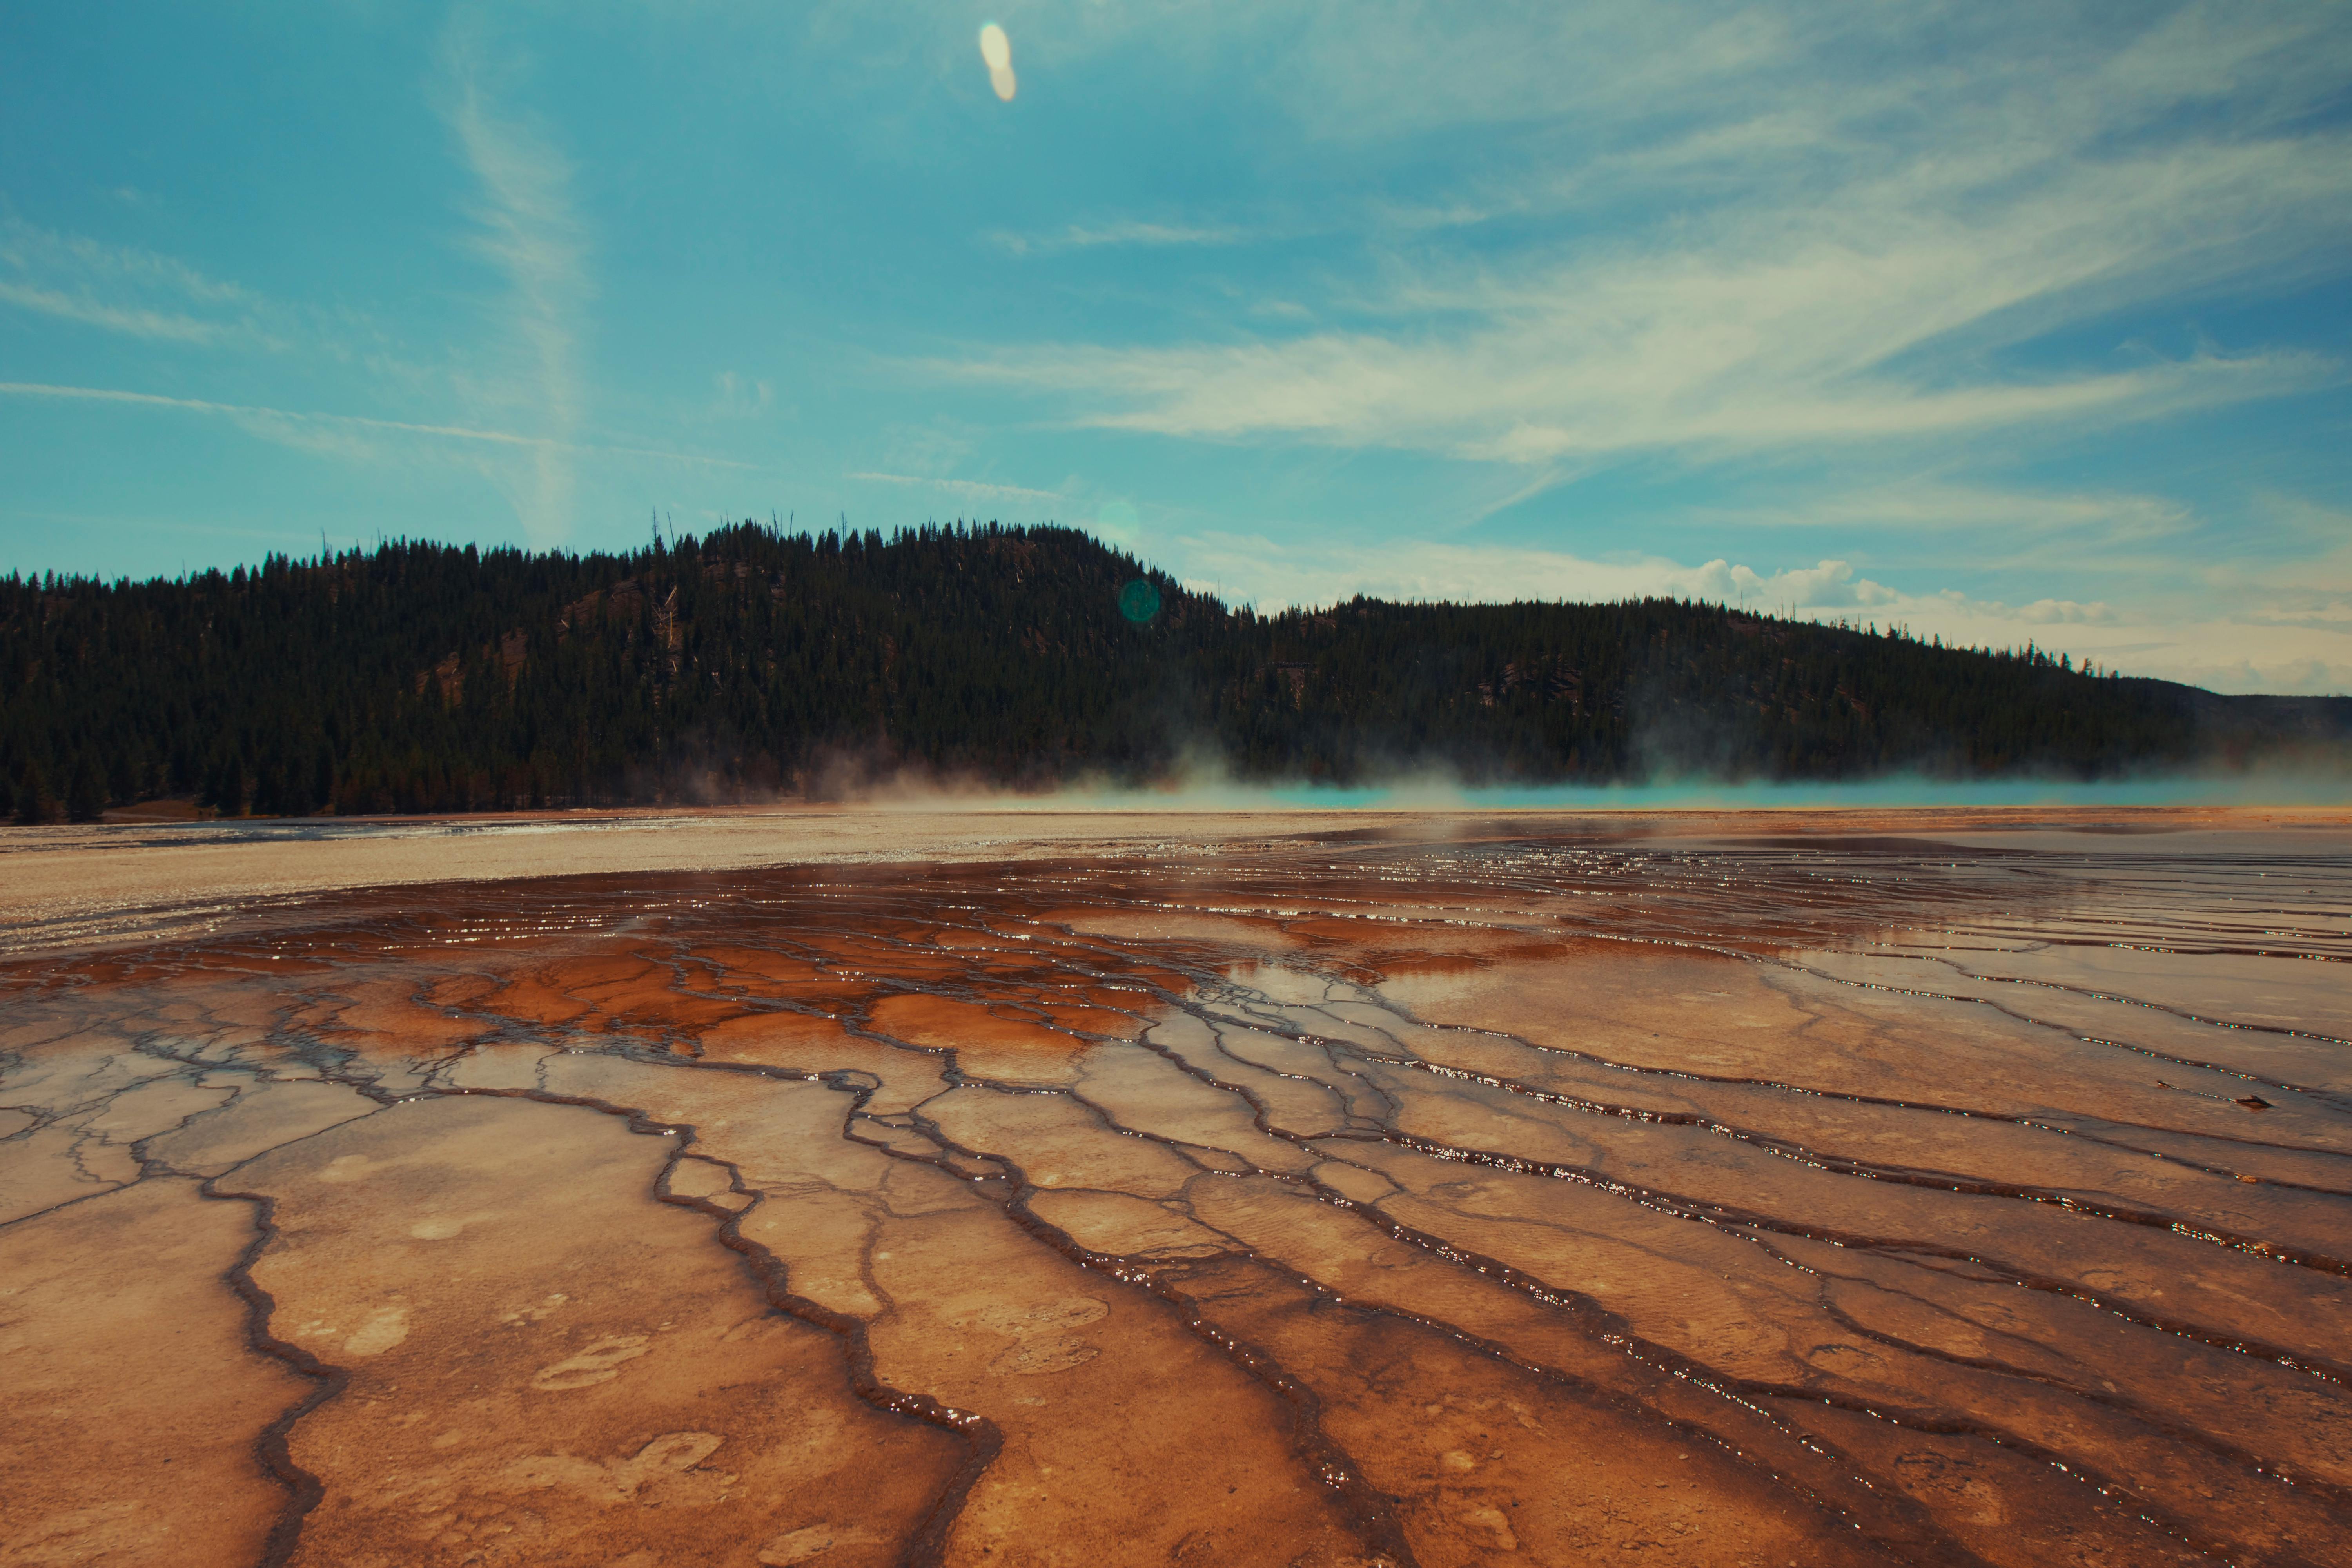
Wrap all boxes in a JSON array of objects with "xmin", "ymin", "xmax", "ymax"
[{"xmin": 3, "ymin": 1, "xmax": 2348, "ymax": 692}]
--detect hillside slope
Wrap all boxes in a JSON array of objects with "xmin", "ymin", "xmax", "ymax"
[{"xmin": 3, "ymin": 523, "xmax": 2343, "ymax": 818}]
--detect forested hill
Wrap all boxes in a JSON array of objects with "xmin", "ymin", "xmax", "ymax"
[{"xmin": 2, "ymin": 522, "xmax": 2345, "ymax": 820}]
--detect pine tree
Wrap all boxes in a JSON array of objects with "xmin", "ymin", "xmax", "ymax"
[
  {"xmin": 202, "ymin": 755, "xmax": 248, "ymax": 818},
  {"xmin": 66, "ymin": 756, "xmax": 105, "ymax": 823},
  {"xmin": 13, "ymin": 761, "xmax": 53, "ymax": 825},
  {"xmin": 1, "ymin": 525, "xmax": 2343, "ymax": 808}
]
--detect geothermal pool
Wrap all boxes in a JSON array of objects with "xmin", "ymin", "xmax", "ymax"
[{"xmin": 3, "ymin": 810, "xmax": 2348, "ymax": 1567}]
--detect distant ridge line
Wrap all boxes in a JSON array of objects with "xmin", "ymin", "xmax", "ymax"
[{"xmin": 3, "ymin": 522, "xmax": 2344, "ymax": 821}]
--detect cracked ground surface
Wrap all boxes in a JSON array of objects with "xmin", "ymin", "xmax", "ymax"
[{"xmin": 2, "ymin": 810, "xmax": 2349, "ymax": 1567}]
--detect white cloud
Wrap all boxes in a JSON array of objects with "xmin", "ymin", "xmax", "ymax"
[
  {"xmin": 0, "ymin": 381, "xmax": 750, "ymax": 469},
  {"xmin": 1154, "ymin": 530, "xmax": 2352, "ymax": 694},
  {"xmin": 1880, "ymin": 595, "xmax": 2352, "ymax": 695},
  {"xmin": 1167, "ymin": 533, "xmax": 1893, "ymax": 612},
  {"xmin": 2254, "ymin": 601, "xmax": 2352, "ymax": 631},
  {"xmin": 0, "ymin": 216, "xmax": 286, "ymax": 348},
  {"xmin": 846, "ymin": 470, "xmax": 1064, "ymax": 506},
  {"xmin": 913, "ymin": 2, "xmax": 2351, "ymax": 467},
  {"xmin": 1755, "ymin": 483, "xmax": 2194, "ymax": 543},
  {"xmin": 875, "ymin": 422, "xmax": 978, "ymax": 479},
  {"xmin": 990, "ymin": 220, "xmax": 1244, "ymax": 255},
  {"xmin": 710, "ymin": 371, "xmax": 774, "ymax": 419},
  {"xmin": 1269, "ymin": 0, "xmax": 2351, "ymax": 156},
  {"xmin": 2016, "ymin": 599, "xmax": 2120, "ymax": 626},
  {"xmin": 932, "ymin": 188, "xmax": 2341, "ymax": 462},
  {"xmin": 438, "ymin": 22, "xmax": 592, "ymax": 544},
  {"xmin": 0, "ymin": 279, "xmax": 231, "ymax": 344}
]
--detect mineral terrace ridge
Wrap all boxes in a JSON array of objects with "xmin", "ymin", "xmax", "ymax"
[{"xmin": 3, "ymin": 804, "xmax": 2350, "ymax": 1568}]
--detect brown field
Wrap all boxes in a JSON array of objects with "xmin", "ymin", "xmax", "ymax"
[{"xmin": 3, "ymin": 804, "xmax": 2349, "ymax": 1567}]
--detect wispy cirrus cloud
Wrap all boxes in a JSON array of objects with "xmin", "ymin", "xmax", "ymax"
[
  {"xmin": 709, "ymin": 371, "xmax": 774, "ymax": 419},
  {"xmin": 846, "ymin": 470, "xmax": 1064, "ymax": 506},
  {"xmin": 437, "ymin": 20, "xmax": 592, "ymax": 543},
  {"xmin": 0, "ymin": 381, "xmax": 750, "ymax": 469},
  {"xmin": 923, "ymin": 1, "xmax": 2352, "ymax": 468},
  {"xmin": 1733, "ymin": 483, "xmax": 2196, "ymax": 543},
  {"xmin": 0, "ymin": 279, "xmax": 236, "ymax": 345},
  {"xmin": 0, "ymin": 214, "xmax": 287, "ymax": 348},
  {"xmin": 973, "ymin": 339, "xmax": 2326, "ymax": 465},
  {"xmin": 933, "ymin": 150, "xmax": 2348, "ymax": 463},
  {"xmin": 989, "ymin": 219, "xmax": 1245, "ymax": 256}
]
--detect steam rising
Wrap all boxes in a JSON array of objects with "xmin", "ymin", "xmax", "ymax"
[
  {"xmin": 742, "ymin": 740, "xmax": 2352, "ymax": 815},
  {"xmin": 978, "ymin": 23, "xmax": 1016, "ymax": 102}
]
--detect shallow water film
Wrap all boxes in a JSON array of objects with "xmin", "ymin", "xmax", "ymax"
[{"xmin": 5, "ymin": 817, "xmax": 2350, "ymax": 1568}]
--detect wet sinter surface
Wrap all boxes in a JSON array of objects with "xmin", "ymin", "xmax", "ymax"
[{"xmin": 3, "ymin": 818, "xmax": 2350, "ymax": 1567}]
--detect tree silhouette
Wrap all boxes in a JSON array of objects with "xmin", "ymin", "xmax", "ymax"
[{"xmin": 2, "ymin": 522, "xmax": 2343, "ymax": 818}]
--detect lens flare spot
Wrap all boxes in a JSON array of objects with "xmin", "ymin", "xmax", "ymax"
[
  {"xmin": 979, "ymin": 24, "xmax": 1017, "ymax": 99},
  {"xmin": 1119, "ymin": 579, "xmax": 1162, "ymax": 624}
]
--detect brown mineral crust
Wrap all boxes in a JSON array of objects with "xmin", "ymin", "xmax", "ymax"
[
  {"xmin": 1021, "ymin": 1188, "xmax": 1229, "ymax": 1257},
  {"xmin": 0, "ymin": 1042, "xmax": 219, "ymax": 1223},
  {"xmin": 1374, "ymin": 943, "xmax": 2350, "ymax": 1145},
  {"xmin": 1929, "ymin": 944, "xmax": 2352, "ymax": 1041},
  {"xmin": 5, "ymin": 808, "xmax": 2352, "ymax": 1566},
  {"xmin": 1143, "ymin": 1013, "xmax": 1357, "ymax": 1139},
  {"xmin": 1350, "ymin": 950, "xmax": 1494, "ymax": 981},
  {"xmin": 1767, "ymin": 1230, "xmax": 2352, "ymax": 1497},
  {"xmin": 1412, "ymin": 1035, "xmax": 2352, "ymax": 1261},
  {"xmin": 139, "ymin": 974, "xmax": 293, "ymax": 1059},
  {"xmin": 857, "ymin": 1183, "xmax": 1388, "ymax": 1567},
  {"xmin": 1041, "ymin": 907, "xmax": 1308, "ymax": 951},
  {"xmin": 1067, "ymin": 1038, "xmax": 1321, "ymax": 1174},
  {"xmin": 436, "ymin": 949, "xmax": 759, "ymax": 1047},
  {"xmin": 1345, "ymin": 951, "xmax": 2352, "ymax": 1343},
  {"xmin": 432, "ymin": 1041, "xmax": 557, "ymax": 1093},
  {"xmin": 695, "ymin": 1009, "xmax": 884, "ymax": 1060},
  {"xmin": 694, "ymin": 1022, "xmax": 954, "ymax": 1118},
  {"xmin": 466, "ymin": 966, "xmax": 602, "ymax": 1027},
  {"xmin": 1357, "ymin": 1052, "xmax": 2352, "ymax": 1303},
  {"xmin": 143, "ymin": 1074, "xmax": 377, "ymax": 1178},
  {"xmin": 568, "ymin": 961, "xmax": 755, "ymax": 1038},
  {"xmin": 1167, "ymin": 1171, "xmax": 1945, "ymax": 1544},
  {"xmin": 1793, "ymin": 946, "xmax": 2352, "ymax": 1095},
  {"xmin": 504, "ymin": 951, "xmax": 670, "ymax": 1000},
  {"xmin": 1779, "ymin": 1404, "xmax": 2216, "ymax": 1568},
  {"xmin": 677, "ymin": 946, "xmax": 846, "ymax": 994},
  {"xmin": 224, "ymin": 1093, "xmax": 964, "ymax": 1568},
  {"xmin": 1185, "ymin": 1169, "xmax": 2331, "ymax": 1563},
  {"xmin": 1301, "ymin": 1140, "xmax": 2352, "ymax": 1553},
  {"xmin": 864, "ymin": 993, "xmax": 1098, "ymax": 1087},
  {"xmin": 499, "ymin": 1053, "xmax": 1392, "ymax": 1564},
  {"xmin": 289, "ymin": 977, "xmax": 500, "ymax": 1062},
  {"xmin": 1155, "ymin": 1252, "xmax": 1906, "ymax": 1568},
  {"xmin": 1026, "ymin": 1000, "xmax": 1152, "ymax": 1038},
  {"xmin": 0, "ymin": 1176, "xmax": 312, "ymax": 1566},
  {"xmin": 1343, "ymin": 1120, "xmax": 2350, "ymax": 1387},
  {"xmin": 925, "ymin": 1085, "xmax": 1208, "ymax": 1201}
]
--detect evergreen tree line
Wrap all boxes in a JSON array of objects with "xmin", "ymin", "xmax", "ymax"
[{"xmin": 2, "ymin": 521, "xmax": 2343, "ymax": 821}]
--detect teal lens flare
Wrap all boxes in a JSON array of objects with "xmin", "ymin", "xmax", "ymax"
[{"xmin": 1118, "ymin": 578, "xmax": 1162, "ymax": 623}]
